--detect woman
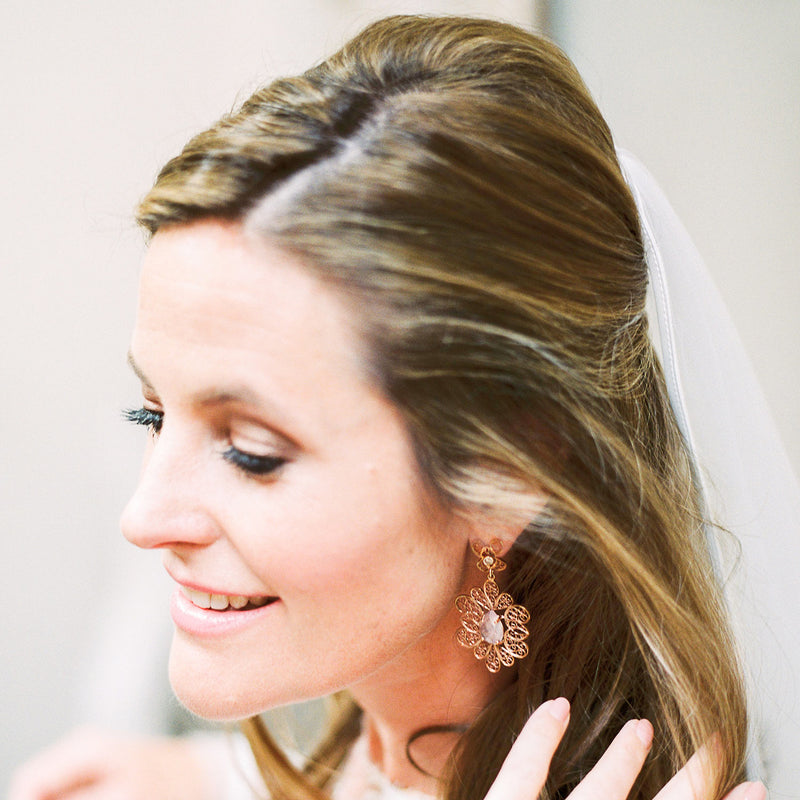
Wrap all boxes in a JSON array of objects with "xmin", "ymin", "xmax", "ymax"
[{"xmin": 11, "ymin": 14, "xmax": 761, "ymax": 800}]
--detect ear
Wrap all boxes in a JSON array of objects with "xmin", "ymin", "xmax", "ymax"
[{"xmin": 455, "ymin": 491, "xmax": 548, "ymax": 559}]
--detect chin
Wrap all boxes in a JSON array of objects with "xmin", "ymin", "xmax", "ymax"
[
  {"xmin": 167, "ymin": 634, "xmax": 334, "ymax": 721},
  {"xmin": 168, "ymin": 652, "xmax": 248, "ymax": 721},
  {"xmin": 166, "ymin": 634, "xmax": 266, "ymax": 720}
]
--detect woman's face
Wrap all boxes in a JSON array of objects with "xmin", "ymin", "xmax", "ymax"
[{"xmin": 121, "ymin": 220, "xmax": 479, "ymax": 720}]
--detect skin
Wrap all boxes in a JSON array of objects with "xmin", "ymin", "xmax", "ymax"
[
  {"xmin": 120, "ymin": 219, "xmax": 521, "ymax": 790},
  {"xmin": 9, "ymin": 219, "xmax": 762, "ymax": 800}
]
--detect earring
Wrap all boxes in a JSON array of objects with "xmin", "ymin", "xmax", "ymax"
[{"xmin": 455, "ymin": 542, "xmax": 530, "ymax": 673}]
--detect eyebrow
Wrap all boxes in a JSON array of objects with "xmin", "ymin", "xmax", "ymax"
[
  {"xmin": 127, "ymin": 351, "xmax": 154, "ymax": 389},
  {"xmin": 126, "ymin": 350, "xmax": 274, "ymax": 410}
]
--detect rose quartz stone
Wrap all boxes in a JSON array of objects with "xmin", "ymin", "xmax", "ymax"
[{"xmin": 480, "ymin": 610, "xmax": 504, "ymax": 644}]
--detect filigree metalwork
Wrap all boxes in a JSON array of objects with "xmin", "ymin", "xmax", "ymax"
[{"xmin": 455, "ymin": 543, "xmax": 530, "ymax": 673}]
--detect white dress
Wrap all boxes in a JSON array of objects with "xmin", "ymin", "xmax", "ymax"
[{"xmin": 331, "ymin": 735, "xmax": 436, "ymax": 800}]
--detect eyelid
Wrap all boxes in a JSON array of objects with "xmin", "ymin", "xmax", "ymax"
[
  {"xmin": 123, "ymin": 405, "xmax": 290, "ymax": 478},
  {"xmin": 228, "ymin": 417, "xmax": 294, "ymax": 456},
  {"xmin": 222, "ymin": 447, "xmax": 286, "ymax": 477}
]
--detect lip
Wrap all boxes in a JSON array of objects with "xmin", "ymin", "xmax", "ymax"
[
  {"xmin": 170, "ymin": 587, "xmax": 280, "ymax": 638},
  {"xmin": 163, "ymin": 563, "xmax": 277, "ymax": 599}
]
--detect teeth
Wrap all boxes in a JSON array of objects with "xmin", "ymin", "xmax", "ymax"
[
  {"xmin": 209, "ymin": 594, "xmax": 228, "ymax": 610},
  {"xmin": 181, "ymin": 586, "xmax": 272, "ymax": 611},
  {"xmin": 185, "ymin": 588, "xmax": 212, "ymax": 608}
]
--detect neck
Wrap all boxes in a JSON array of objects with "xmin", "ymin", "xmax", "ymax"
[{"xmin": 347, "ymin": 602, "xmax": 513, "ymax": 794}]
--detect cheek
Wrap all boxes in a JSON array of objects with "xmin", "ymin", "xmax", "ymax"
[
  {"xmin": 167, "ymin": 489, "xmax": 469, "ymax": 719},
  {"xmin": 237, "ymin": 473, "xmax": 457, "ymax": 600},
  {"xmin": 282, "ymin": 515, "xmax": 465, "ymax": 656},
  {"xmin": 233, "ymin": 484, "xmax": 463, "ymax": 633}
]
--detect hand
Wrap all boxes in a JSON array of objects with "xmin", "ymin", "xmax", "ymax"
[
  {"xmin": 485, "ymin": 698, "xmax": 765, "ymax": 800},
  {"xmin": 8, "ymin": 728, "xmax": 225, "ymax": 800}
]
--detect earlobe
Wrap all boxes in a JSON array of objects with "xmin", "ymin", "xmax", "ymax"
[{"xmin": 457, "ymin": 491, "xmax": 547, "ymax": 557}]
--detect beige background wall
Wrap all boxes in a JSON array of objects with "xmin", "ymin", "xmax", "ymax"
[{"xmin": 2, "ymin": 0, "xmax": 797, "ymax": 787}]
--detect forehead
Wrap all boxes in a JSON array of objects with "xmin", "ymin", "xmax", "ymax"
[
  {"xmin": 138, "ymin": 221, "xmax": 345, "ymax": 339},
  {"xmin": 132, "ymin": 220, "xmax": 377, "ymax": 436}
]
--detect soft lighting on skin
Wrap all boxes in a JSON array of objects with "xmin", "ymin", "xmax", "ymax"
[{"xmin": 120, "ymin": 220, "xmax": 517, "ymax": 726}]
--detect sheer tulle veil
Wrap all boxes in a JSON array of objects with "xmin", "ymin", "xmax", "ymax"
[{"xmin": 618, "ymin": 151, "xmax": 800, "ymax": 796}]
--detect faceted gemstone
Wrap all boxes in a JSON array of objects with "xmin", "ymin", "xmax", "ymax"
[{"xmin": 480, "ymin": 610, "xmax": 504, "ymax": 644}]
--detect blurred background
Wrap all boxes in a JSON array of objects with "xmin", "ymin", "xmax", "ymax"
[{"xmin": 2, "ymin": 0, "xmax": 798, "ymax": 788}]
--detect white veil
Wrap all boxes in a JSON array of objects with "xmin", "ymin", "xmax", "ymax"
[{"xmin": 618, "ymin": 150, "xmax": 800, "ymax": 797}]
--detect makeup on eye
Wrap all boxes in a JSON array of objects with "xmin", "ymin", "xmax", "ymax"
[
  {"xmin": 122, "ymin": 405, "xmax": 289, "ymax": 478},
  {"xmin": 223, "ymin": 419, "xmax": 291, "ymax": 477},
  {"xmin": 122, "ymin": 406, "xmax": 163, "ymax": 434},
  {"xmin": 221, "ymin": 447, "xmax": 286, "ymax": 476}
]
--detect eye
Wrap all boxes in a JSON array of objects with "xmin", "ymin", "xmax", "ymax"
[
  {"xmin": 123, "ymin": 406, "xmax": 163, "ymax": 435},
  {"xmin": 222, "ymin": 446, "xmax": 286, "ymax": 477}
]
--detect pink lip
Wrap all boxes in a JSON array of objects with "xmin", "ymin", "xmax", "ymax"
[
  {"xmin": 164, "ymin": 566, "xmax": 252, "ymax": 597},
  {"xmin": 170, "ymin": 588, "xmax": 279, "ymax": 638}
]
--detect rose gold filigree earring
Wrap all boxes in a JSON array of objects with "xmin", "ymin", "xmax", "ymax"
[{"xmin": 455, "ymin": 542, "xmax": 530, "ymax": 673}]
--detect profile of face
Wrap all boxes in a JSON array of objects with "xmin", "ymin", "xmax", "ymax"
[{"xmin": 120, "ymin": 220, "xmax": 493, "ymax": 720}]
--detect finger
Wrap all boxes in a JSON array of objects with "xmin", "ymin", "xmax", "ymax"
[
  {"xmin": 8, "ymin": 729, "xmax": 110, "ymax": 800},
  {"xmin": 719, "ymin": 782, "xmax": 767, "ymax": 800},
  {"xmin": 50, "ymin": 783, "xmax": 130, "ymax": 800},
  {"xmin": 652, "ymin": 736, "xmax": 723, "ymax": 800},
  {"xmin": 9, "ymin": 767, "xmax": 98, "ymax": 800},
  {"xmin": 484, "ymin": 697, "xmax": 570, "ymax": 800},
  {"xmin": 567, "ymin": 719, "xmax": 653, "ymax": 800}
]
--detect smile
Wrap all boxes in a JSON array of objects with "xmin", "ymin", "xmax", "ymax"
[{"xmin": 180, "ymin": 586, "xmax": 278, "ymax": 611}]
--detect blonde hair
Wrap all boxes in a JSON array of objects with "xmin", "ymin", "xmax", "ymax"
[{"xmin": 137, "ymin": 15, "xmax": 747, "ymax": 800}]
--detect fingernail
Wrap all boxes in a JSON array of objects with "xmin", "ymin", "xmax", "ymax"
[
  {"xmin": 547, "ymin": 697, "xmax": 570, "ymax": 723},
  {"xmin": 743, "ymin": 781, "xmax": 767, "ymax": 800},
  {"xmin": 635, "ymin": 719, "xmax": 653, "ymax": 748}
]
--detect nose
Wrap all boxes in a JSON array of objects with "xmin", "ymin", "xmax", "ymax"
[{"xmin": 120, "ymin": 431, "xmax": 220, "ymax": 551}]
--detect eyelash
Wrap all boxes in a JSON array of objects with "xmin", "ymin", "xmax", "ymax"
[
  {"xmin": 221, "ymin": 448, "xmax": 286, "ymax": 476},
  {"xmin": 123, "ymin": 406, "xmax": 162, "ymax": 434},
  {"xmin": 122, "ymin": 407, "xmax": 286, "ymax": 477}
]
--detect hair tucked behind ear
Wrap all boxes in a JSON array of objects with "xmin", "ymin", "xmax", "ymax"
[{"xmin": 137, "ymin": 15, "xmax": 747, "ymax": 800}]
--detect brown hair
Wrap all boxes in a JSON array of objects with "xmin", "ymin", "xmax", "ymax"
[{"xmin": 137, "ymin": 15, "xmax": 747, "ymax": 800}]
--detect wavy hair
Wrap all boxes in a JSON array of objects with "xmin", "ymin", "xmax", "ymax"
[{"xmin": 137, "ymin": 15, "xmax": 747, "ymax": 800}]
